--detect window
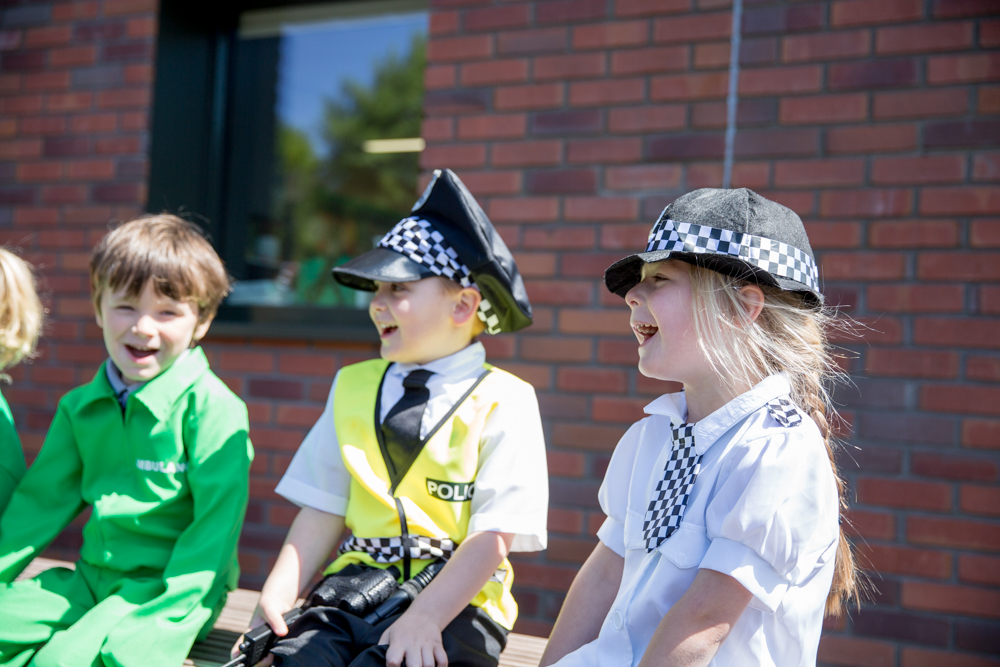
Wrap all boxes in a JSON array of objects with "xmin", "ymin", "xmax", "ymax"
[{"xmin": 148, "ymin": 0, "xmax": 428, "ymax": 339}]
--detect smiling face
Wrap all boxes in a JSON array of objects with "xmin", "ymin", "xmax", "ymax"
[
  {"xmin": 624, "ymin": 259, "xmax": 714, "ymax": 386},
  {"xmin": 369, "ymin": 276, "xmax": 481, "ymax": 364},
  {"xmin": 95, "ymin": 279, "xmax": 211, "ymax": 385}
]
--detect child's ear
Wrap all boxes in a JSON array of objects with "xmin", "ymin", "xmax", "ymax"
[
  {"xmin": 738, "ymin": 285, "xmax": 766, "ymax": 322},
  {"xmin": 192, "ymin": 315, "xmax": 214, "ymax": 345},
  {"xmin": 452, "ymin": 287, "xmax": 482, "ymax": 327}
]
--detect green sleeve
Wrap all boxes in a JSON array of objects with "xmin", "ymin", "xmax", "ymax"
[
  {"xmin": 0, "ymin": 389, "xmax": 26, "ymax": 516},
  {"xmin": 102, "ymin": 395, "xmax": 253, "ymax": 667},
  {"xmin": 0, "ymin": 402, "xmax": 85, "ymax": 583}
]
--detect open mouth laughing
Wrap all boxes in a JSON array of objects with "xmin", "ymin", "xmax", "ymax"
[
  {"xmin": 125, "ymin": 344, "xmax": 158, "ymax": 360},
  {"xmin": 632, "ymin": 321, "xmax": 658, "ymax": 345},
  {"xmin": 376, "ymin": 323, "xmax": 398, "ymax": 338}
]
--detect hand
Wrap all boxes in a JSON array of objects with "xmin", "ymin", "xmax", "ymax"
[
  {"xmin": 229, "ymin": 598, "xmax": 294, "ymax": 666},
  {"xmin": 379, "ymin": 608, "xmax": 448, "ymax": 667}
]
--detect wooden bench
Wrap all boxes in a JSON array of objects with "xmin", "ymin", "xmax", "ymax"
[{"xmin": 17, "ymin": 558, "xmax": 547, "ymax": 667}]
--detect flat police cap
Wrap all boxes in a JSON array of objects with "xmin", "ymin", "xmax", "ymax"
[
  {"xmin": 333, "ymin": 169, "xmax": 533, "ymax": 333},
  {"xmin": 605, "ymin": 188, "xmax": 823, "ymax": 306}
]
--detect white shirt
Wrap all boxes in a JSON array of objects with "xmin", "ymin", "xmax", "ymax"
[
  {"xmin": 276, "ymin": 342, "xmax": 549, "ymax": 552},
  {"xmin": 554, "ymin": 375, "xmax": 839, "ymax": 667}
]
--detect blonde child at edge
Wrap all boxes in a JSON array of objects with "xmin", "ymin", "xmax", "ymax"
[
  {"xmin": 540, "ymin": 188, "xmax": 859, "ymax": 667},
  {"xmin": 0, "ymin": 248, "xmax": 43, "ymax": 515}
]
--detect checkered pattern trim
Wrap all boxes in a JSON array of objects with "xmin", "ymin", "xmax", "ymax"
[
  {"xmin": 378, "ymin": 217, "xmax": 502, "ymax": 334},
  {"xmin": 643, "ymin": 424, "xmax": 702, "ymax": 552},
  {"xmin": 766, "ymin": 397, "xmax": 803, "ymax": 427},
  {"xmin": 646, "ymin": 216, "xmax": 820, "ymax": 292},
  {"xmin": 339, "ymin": 534, "xmax": 456, "ymax": 564}
]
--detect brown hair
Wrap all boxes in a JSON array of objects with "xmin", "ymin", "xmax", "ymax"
[
  {"xmin": 90, "ymin": 214, "xmax": 231, "ymax": 324},
  {"xmin": 0, "ymin": 248, "xmax": 43, "ymax": 372},
  {"xmin": 686, "ymin": 264, "xmax": 861, "ymax": 617}
]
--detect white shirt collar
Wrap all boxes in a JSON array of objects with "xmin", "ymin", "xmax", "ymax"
[
  {"xmin": 644, "ymin": 374, "xmax": 792, "ymax": 455},
  {"xmin": 388, "ymin": 341, "xmax": 486, "ymax": 382}
]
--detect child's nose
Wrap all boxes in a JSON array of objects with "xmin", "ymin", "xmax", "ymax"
[
  {"xmin": 625, "ymin": 283, "xmax": 645, "ymax": 308},
  {"xmin": 132, "ymin": 314, "xmax": 156, "ymax": 335}
]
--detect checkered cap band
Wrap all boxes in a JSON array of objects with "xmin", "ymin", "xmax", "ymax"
[
  {"xmin": 339, "ymin": 534, "xmax": 456, "ymax": 564},
  {"xmin": 643, "ymin": 423, "xmax": 702, "ymax": 552},
  {"xmin": 646, "ymin": 217, "xmax": 820, "ymax": 292},
  {"xmin": 378, "ymin": 217, "xmax": 501, "ymax": 334},
  {"xmin": 766, "ymin": 397, "xmax": 803, "ymax": 427}
]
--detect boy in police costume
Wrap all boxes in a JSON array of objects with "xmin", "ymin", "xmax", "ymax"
[
  {"xmin": 0, "ymin": 215, "xmax": 253, "ymax": 667},
  {"xmin": 251, "ymin": 169, "xmax": 549, "ymax": 667}
]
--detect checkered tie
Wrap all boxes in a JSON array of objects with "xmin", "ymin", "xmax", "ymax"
[
  {"xmin": 643, "ymin": 423, "xmax": 702, "ymax": 552},
  {"xmin": 381, "ymin": 369, "xmax": 434, "ymax": 487}
]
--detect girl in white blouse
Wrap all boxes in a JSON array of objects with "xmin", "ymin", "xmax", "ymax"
[{"xmin": 540, "ymin": 188, "xmax": 861, "ymax": 667}]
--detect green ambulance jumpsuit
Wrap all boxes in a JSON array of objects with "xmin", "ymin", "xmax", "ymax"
[
  {"xmin": 0, "ymin": 348, "xmax": 253, "ymax": 667},
  {"xmin": 0, "ymin": 387, "xmax": 26, "ymax": 516}
]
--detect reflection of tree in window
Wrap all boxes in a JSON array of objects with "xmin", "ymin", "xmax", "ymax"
[{"xmin": 274, "ymin": 35, "xmax": 426, "ymax": 307}]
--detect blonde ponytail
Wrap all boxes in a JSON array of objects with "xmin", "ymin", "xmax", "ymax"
[{"xmin": 687, "ymin": 264, "xmax": 860, "ymax": 616}]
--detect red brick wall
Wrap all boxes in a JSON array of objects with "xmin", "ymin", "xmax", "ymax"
[{"xmin": 2, "ymin": 0, "xmax": 999, "ymax": 664}]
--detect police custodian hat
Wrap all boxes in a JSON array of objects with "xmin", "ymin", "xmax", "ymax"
[
  {"xmin": 605, "ymin": 188, "xmax": 823, "ymax": 306},
  {"xmin": 333, "ymin": 169, "xmax": 533, "ymax": 334}
]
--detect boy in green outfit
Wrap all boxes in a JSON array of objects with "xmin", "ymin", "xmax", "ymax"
[{"xmin": 0, "ymin": 215, "xmax": 253, "ymax": 667}]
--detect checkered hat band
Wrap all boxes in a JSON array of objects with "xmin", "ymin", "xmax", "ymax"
[
  {"xmin": 339, "ymin": 534, "xmax": 456, "ymax": 564},
  {"xmin": 642, "ymin": 423, "xmax": 702, "ymax": 552},
  {"xmin": 379, "ymin": 217, "xmax": 500, "ymax": 334},
  {"xmin": 645, "ymin": 218, "xmax": 820, "ymax": 292}
]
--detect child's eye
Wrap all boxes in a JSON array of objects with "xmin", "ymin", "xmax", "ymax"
[
  {"xmin": 390, "ymin": 283, "xmax": 406, "ymax": 293},
  {"xmin": 115, "ymin": 305, "xmax": 135, "ymax": 311}
]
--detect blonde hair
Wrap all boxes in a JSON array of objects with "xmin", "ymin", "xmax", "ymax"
[
  {"xmin": 686, "ymin": 263, "xmax": 860, "ymax": 617},
  {"xmin": 0, "ymin": 248, "xmax": 43, "ymax": 372},
  {"xmin": 90, "ymin": 214, "xmax": 232, "ymax": 324}
]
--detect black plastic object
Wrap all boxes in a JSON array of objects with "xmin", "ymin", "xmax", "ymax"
[
  {"xmin": 364, "ymin": 559, "xmax": 446, "ymax": 625},
  {"xmin": 307, "ymin": 565, "xmax": 401, "ymax": 616},
  {"xmin": 221, "ymin": 607, "xmax": 303, "ymax": 667}
]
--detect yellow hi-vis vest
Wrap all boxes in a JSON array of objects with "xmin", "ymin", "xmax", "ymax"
[{"xmin": 326, "ymin": 358, "xmax": 520, "ymax": 630}]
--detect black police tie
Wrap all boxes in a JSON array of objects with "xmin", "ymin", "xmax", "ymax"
[{"xmin": 381, "ymin": 369, "xmax": 434, "ymax": 488}]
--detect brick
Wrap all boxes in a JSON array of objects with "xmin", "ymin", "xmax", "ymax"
[
  {"xmin": 693, "ymin": 41, "xmax": 730, "ymax": 69},
  {"xmin": 739, "ymin": 37, "xmax": 777, "ymax": 66},
  {"xmin": 968, "ymin": 355, "xmax": 1000, "ymax": 382},
  {"xmin": 649, "ymin": 134, "xmax": 725, "ymax": 160},
  {"xmin": 1, "ymin": 51, "xmax": 45, "ymax": 71},
  {"xmin": 928, "ymin": 53, "xmax": 1000, "ymax": 85},
  {"xmin": 959, "ymin": 554, "xmax": 1000, "ymax": 585},
  {"xmin": 559, "ymin": 308, "xmax": 630, "ymax": 335},
  {"xmin": 422, "ymin": 117, "xmax": 452, "ymax": 143},
  {"xmin": 103, "ymin": 0, "xmax": 156, "ymax": 15},
  {"xmin": 50, "ymin": 45, "xmax": 97, "ymax": 67},
  {"xmin": 852, "ymin": 608, "xmax": 950, "ymax": 645},
  {"xmin": 651, "ymin": 72, "xmax": 728, "ymax": 101},
  {"xmin": 522, "ymin": 228, "xmax": 596, "ymax": 250},
  {"xmin": 44, "ymin": 137, "xmax": 89, "ymax": 158},
  {"xmin": 463, "ymin": 4, "xmax": 530, "ymax": 31},
  {"xmin": 921, "ymin": 384, "xmax": 1000, "ymax": 415},
  {"xmin": 926, "ymin": 120, "xmax": 1000, "ymax": 149},
  {"xmin": 877, "ymin": 22, "xmax": 974, "ymax": 55},
  {"xmin": 490, "ymin": 197, "xmax": 559, "ymax": 223},
  {"xmin": 572, "ymin": 21, "xmax": 647, "ymax": 50},
  {"xmin": 858, "ymin": 412, "xmax": 956, "ymax": 445},
  {"xmin": 974, "ymin": 154, "xmax": 1000, "ymax": 182},
  {"xmin": 744, "ymin": 4, "xmax": 823, "ymax": 34},
  {"xmin": 902, "ymin": 581, "xmax": 1000, "ymax": 619},
  {"xmin": 822, "ymin": 252, "xmax": 907, "ymax": 281},
  {"xmin": 427, "ymin": 35, "xmax": 492, "ymax": 62},
  {"xmin": 96, "ymin": 88, "xmax": 150, "ymax": 108},
  {"xmin": 556, "ymin": 368, "xmax": 627, "ymax": 393},
  {"xmin": 565, "ymin": 197, "xmax": 638, "ymax": 221},
  {"xmin": 23, "ymin": 71, "xmax": 71, "ymax": 91},
  {"xmin": 52, "ymin": 2, "xmax": 99, "ymax": 20},
  {"xmin": 1, "ymin": 94, "xmax": 43, "ymax": 115},
  {"xmin": 530, "ymin": 109, "xmax": 602, "ymax": 135},
  {"xmin": 424, "ymin": 65, "xmax": 455, "ymax": 91},
  {"xmin": 101, "ymin": 41, "xmax": 153, "ymax": 62},
  {"xmin": 902, "ymin": 648, "xmax": 1000, "ymax": 667},
  {"xmin": 491, "ymin": 140, "xmax": 561, "ymax": 167},
  {"xmin": 534, "ymin": 53, "xmax": 605, "ymax": 81},
  {"xmin": 827, "ymin": 124, "xmax": 916, "ymax": 154},
  {"xmin": 608, "ymin": 105, "xmax": 685, "ymax": 133},
  {"xmin": 856, "ymin": 478, "xmax": 952, "ymax": 512},
  {"xmin": 611, "ymin": 46, "xmax": 688, "ymax": 75},
  {"xmin": 458, "ymin": 170, "xmax": 521, "ymax": 196},
  {"xmin": 600, "ymin": 223, "xmax": 653, "ymax": 249},
  {"xmin": 779, "ymin": 93, "xmax": 867, "ymax": 125},
  {"xmin": 829, "ymin": 59, "xmax": 919, "ymax": 90},
  {"xmin": 537, "ymin": 0, "xmax": 606, "ymax": 23},
  {"xmin": 875, "ymin": 155, "xmax": 967, "ymax": 185},
  {"xmin": 913, "ymin": 453, "xmax": 998, "ymax": 482},
  {"xmin": 802, "ymin": 221, "xmax": 861, "ymax": 248},
  {"xmin": 617, "ymin": 0, "xmax": 690, "ymax": 16},
  {"xmin": 654, "ymin": 12, "xmax": 731, "ymax": 43},
  {"xmin": 922, "ymin": 188, "xmax": 1000, "ymax": 216},
  {"xmin": 495, "ymin": 83, "xmax": 563, "ymax": 111},
  {"xmin": 41, "ymin": 185, "xmax": 86, "ymax": 204},
  {"xmin": 0, "ymin": 139, "xmax": 42, "ymax": 160},
  {"xmin": 867, "ymin": 348, "xmax": 959, "ymax": 379},
  {"xmin": 933, "ymin": 0, "xmax": 998, "ymax": 17},
  {"xmin": 456, "ymin": 114, "xmax": 526, "ymax": 140},
  {"xmin": 520, "ymin": 336, "xmax": 591, "ymax": 363},
  {"xmin": 429, "ymin": 11, "xmax": 458, "ymax": 36},
  {"xmin": 960, "ymin": 485, "xmax": 1000, "ymax": 519},
  {"xmin": 831, "ymin": 0, "xmax": 923, "ymax": 27},
  {"xmin": 92, "ymin": 183, "xmax": 140, "ymax": 203},
  {"xmin": 46, "ymin": 92, "xmax": 94, "ymax": 112},
  {"xmin": 66, "ymin": 160, "xmax": 115, "ymax": 180},
  {"xmin": 873, "ymin": 88, "xmax": 969, "ymax": 120},
  {"xmin": 526, "ymin": 169, "xmax": 596, "ymax": 194},
  {"xmin": 460, "ymin": 59, "xmax": 528, "ymax": 86},
  {"xmin": 739, "ymin": 65, "xmax": 821, "ymax": 96},
  {"xmin": 984, "ymin": 286, "xmax": 1000, "ymax": 314},
  {"xmin": 497, "ymin": 27, "xmax": 567, "ymax": 55},
  {"xmin": 70, "ymin": 113, "xmax": 117, "ymax": 134},
  {"xmin": 774, "ymin": 159, "xmax": 864, "ymax": 187},
  {"xmin": 16, "ymin": 162, "xmax": 62, "ymax": 183},
  {"xmin": 920, "ymin": 252, "xmax": 1000, "ymax": 281},
  {"xmin": 606, "ymin": 165, "xmax": 682, "ymax": 191},
  {"xmin": 567, "ymin": 138, "xmax": 641, "ymax": 164},
  {"xmin": 218, "ymin": 351, "xmax": 274, "ymax": 373},
  {"xmin": 816, "ymin": 636, "xmax": 895, "ymax": 667},
  {"xmin": 962, "ymin": 419, "xmax": 1000, "ymax": 449},
  {"xmin": 869, "ymin": 220, "xmax": 960, "ymax": 248},
  {"xmin": 916, "ymin": 318, "xmax": 1000, "ymax": 348},
  {"xmin": 420, "ymin": 144, "xmax": 485, "ymax": 169},
  {"xmin": 569, "ymin": 79, "xmax": 644, "ymax": 107},
  {"xmin": 125, "ymin": 17, "xmax": 155, "ymax": 39},
  {"xmin": 820, "ymin": 189, "xmax": 913, "ymax": 218},
  {"xmin": 782, "ymin": 30, "xmax": 871, "ymax": 62}
]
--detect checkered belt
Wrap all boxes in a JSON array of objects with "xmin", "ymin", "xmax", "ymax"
[
  {"xmin": 339, "ymin": 534, "xmax": 456, "ymax": 564},
  {"xmin": 643, "ymin": 423, "xmax": 701, "ymax": 552},
  {"xmin": 646, "ymin": 217, "xmax": 820, "ymax": 292}
]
